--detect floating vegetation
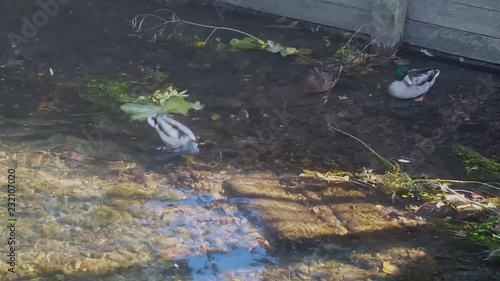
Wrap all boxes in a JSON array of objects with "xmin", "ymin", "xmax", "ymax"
[
  {"xmin": 120, "ymin": 84, "xmax": 204, "ymax": 121},
  {"xmin": 119, "ymin": 103, "xmax": 164, "ymax": 121},
  {"xmin": 83, "ymin": 68, "xmax": 204, "ymax": 120},
  {"xmin": 132, "ymin": 10, "xmax": 310, "ymax": 57},
  {"xmin": 84, "ymin": 80, "xmax": 137, "ymax": 105},
  {"xmin": 83, "ymin": 67, "xmax": 170, "ymax": 107},
  {"xmin": 229, "ymin": 37, "xmax": 312, "ymax": 57},
  {"xmin": 296, "ymin": 24, "xmax": 388, "ymax": 74}
]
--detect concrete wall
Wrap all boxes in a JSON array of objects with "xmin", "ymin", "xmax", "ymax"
[
  {"xmin": 405, "ymin": 0, "xmax": 500, "ymax": 64},
  {"xmin": 215, "ymin": 0, "xmax": 500, "ymax": 65}
]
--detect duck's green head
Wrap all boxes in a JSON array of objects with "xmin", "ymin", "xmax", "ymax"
[{"xmin": 394, "ymin": 65, "xmax": 409, "ymax": 81}]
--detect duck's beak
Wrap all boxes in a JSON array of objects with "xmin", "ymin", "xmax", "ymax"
[
  {"xmin": 404, "ymin": 75, "xmax": 413, "ymax": 86},
  {"xmin": 185, "ymin": 141, "xmax": 200, "ymax": 155}
]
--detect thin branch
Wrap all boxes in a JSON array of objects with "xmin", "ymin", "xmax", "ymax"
[
  {"xmin": 341, "ymin": 23, "xmax": 366, "ymax": 50},
  {"xmin": 485, "ymin": 249, "xmax": 500, "ymax": 261},
  {"xmin": 438, "ymin": 183, "xmax": 500, "ymax": 216},
  {"xmin": 131, "ymin": 10, "xmax": 261, "ymax": 43},
  {"xmin": 345, "ymin": 32, "xmax": 385, "ymax": 66},
  {"xmin": 413, "ymin": 178, "xmax": 500, "ymax": 192},
  {"xmin": 359, "ymin": 32, "xmax": 384, "ymax": 54},
  {"xmin": 178, "ymin": 19, "xmax": 261, "ymax": 41},
  {"xmin": 204, "ymin": 28, "xmax": 218, "ymax": 43},
  {"xmin": 325, "ymin": 118, "xmax": 397, "ymax": 171}
]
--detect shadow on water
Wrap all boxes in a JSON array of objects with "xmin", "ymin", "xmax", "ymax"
[{"xmin": 1, "ymin": 0, "xmax": 500, "ymax": 280}]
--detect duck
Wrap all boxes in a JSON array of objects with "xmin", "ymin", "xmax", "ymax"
[
  {"xmin": 388, "ymin": 65, "xmax": 440, "ymax": 101},
  {"xmin": 147, "ymin": 114, "xmax": 199, "ymax": 155},
  {"xmin": 305, "ymin": 64, "xmax": 343, "ymax": 93}
]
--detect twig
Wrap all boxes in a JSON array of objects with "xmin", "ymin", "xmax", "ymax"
[
  {"xmin": 359, "ymin": 32, "xmax": 384, "ymax": 54},
  {"xmin": 341, "ymin": 23, "xmax": 366, "ymax": 50},
  {"xmin": 345, "ymin": 32, "xmax": 385, "ymax": 66},
  {"xmin": 413, "ymin": 178, "xmax": 500, "ymax": 192},
  {"xmin": 485, "ymin": 249, "xmax": 500, "ymax": 260},
  {"xmin": 132, "ymin": 10, "xmax": 261, "ymax": 43},
  {"xmin": 325, "ymin": 118, "xmax": 500, "ymax": 200},
  {"xmin": 438, "ymin": 183, "xmax": 500, "ymax": 216},
  {"xmin": 179, "ymin": 19, "xmax": 261, "ymax": 41},
  {"xmin": 325, "ymin": 118, "xmax": 397, "ymax": 171}
]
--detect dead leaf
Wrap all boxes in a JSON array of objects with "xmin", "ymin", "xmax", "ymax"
[
  {"xmin": 382, "ymin": 261, "xmax": 400, "ymax": 274},
  {"xmin": 421, "ymin": 49, "xmax": 434, "ymax": 57},
  {"xmin": 37, "ymin": 101, "xmax": 60, "ymax": 112},
  {"xmin": 191, "ymin": 101, "xmax": 205, "ymax": 111},
  {"xmin": 211, "ymin": 113, "xmax": 221, "ymax": 121},
  {"xmin": 195, "ymin": 41, "xmax": 207, "ymax": 47},
  {"xmin": 342, "ymin": 32, "xmax": 353, "ymax": 39},
  {"xmin": 297, "ymin": 48, "xmax": 313, "ymax": 55}
]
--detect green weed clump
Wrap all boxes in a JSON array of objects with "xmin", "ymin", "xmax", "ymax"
[
  {"xmin": 455, "ymin": 215, "xmax": 500, "ymax": 261},
  {"xmin": 84, "ymin": 80, "xmax": 134, "ymax": 105},
  {"xmin": 453, "ymin": 145, "xmax": 500, "ymax": 181},
  {"xmin": 466, "ymin": 216, "xmax": 500, "ymax": 249}
]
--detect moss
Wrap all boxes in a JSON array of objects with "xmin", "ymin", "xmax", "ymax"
[
  {"xmin": 453, "ymin": 145, "xmax": 500, "ymax": 180},
  {"xmin": 462, "ymin": 215, "xmax": 500, "ymax": 250},
  {"xmin": 82, "ymin": 80, "xmax": 146, "ymax": 106}
]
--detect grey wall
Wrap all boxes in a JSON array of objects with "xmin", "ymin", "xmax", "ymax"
[
  {"xmin": 404, "ymin": 0, "xmax": 500, "ymax": 64},
  {"xmin": 216, "ymin": 0, "xmax": 500, "ymax": 65}
]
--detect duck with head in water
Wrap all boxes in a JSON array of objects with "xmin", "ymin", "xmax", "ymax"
[
  {"xmin": 305, "ymin": 64, "xmax": 343, "ymax": 94},
  {"xmin": 388, "ymin": 65, "xmax": 440, "ymax": 102},
  {"xmin": 147, "ymin": 114, "xmax": 199, "ymax": 158}
]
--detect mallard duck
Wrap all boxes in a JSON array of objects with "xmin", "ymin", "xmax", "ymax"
[
  {"xmin": 305, "ymin": 64, "xmax": 343, "ymax": 93},
  {"xmin": 388, "ymin": 65, "xmax": 440, "ymax": 101},
  {"xmin": 147, "ymin": 114, "xmax": 199, "ymax": 155}
]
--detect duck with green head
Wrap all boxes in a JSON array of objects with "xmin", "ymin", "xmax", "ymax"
[{"xmin": 388, "ymin": 65, "xmax": 440, "ymax": 101}]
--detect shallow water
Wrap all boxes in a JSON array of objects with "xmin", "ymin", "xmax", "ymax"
[{"xmin": 1, "ymin": 1, "xmax": 500, "ymax": 280}]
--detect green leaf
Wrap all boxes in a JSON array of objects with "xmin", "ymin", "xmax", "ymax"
[
  {"xmin": 229, "ymin": 37, "xmax": 266, "ymax": 50},
  {"xmin": 280, "ymin": 47, "xmax": 298, "ymax": 56},
  {"xmin": 162, "ymin": 96, "xmax": 192, "ymax": 115},
  {"xmin": 265, "ymin": 40, "xmax": 285, "ymax": 53},
  {"xmin": 297, "ymin": 48, "xmax": 313, "ymax": 55},
  {"xmin": 120, "ymin": 103, "xmax": 163, "ymax": 121}
]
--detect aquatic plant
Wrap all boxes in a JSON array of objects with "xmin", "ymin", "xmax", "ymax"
[
  {"xmin": 229, "ymin": 37, "xmax": 311, "ymax": 56},
  {"xmin": 131, "ymin": 9, "xmax": 310, "ymax": 57},
  {"xmin": 84, "ymin": 76, "xmax": 203, "ymax": 120},
  {"xmin": 467, "ymin": 216, "xmax": 500, "ymax": 249},
  {"xmin": 84, "ymin": 80, "xmax": 136, "ymax": 105},
  {"xmin": 325, "ymin": 118, "xmax": 500, "ymax": 212},
  {"xmin": 453, "ymin": 144, "xmax": 500, "ymax": 180},
  {"xmin": 120, "ymin": 84, "xmax": 204, "ymax": 121},
  {"xmin": 323, "ymin": 118, "xmax": 500, "ymax": 263},
  {"xmin": 296, "ymin": 23, "xmax": 386, "ymax": 74},
  {"xmin": 454, "ymin": 215, "xmax": 500, "ymax": 262}
]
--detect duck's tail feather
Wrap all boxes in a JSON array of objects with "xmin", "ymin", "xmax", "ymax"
[{"xmin": 434, "ymin": 69, "xmax": 440, "ymax": 78}]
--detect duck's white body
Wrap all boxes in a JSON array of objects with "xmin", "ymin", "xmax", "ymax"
[
  {"xmin": 147, "ymin": 114, "xmax": 199, "ymax": 155},
  {"xmin": 388, "ymin": 68, "xmax": 440, "ymax": 99}
]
